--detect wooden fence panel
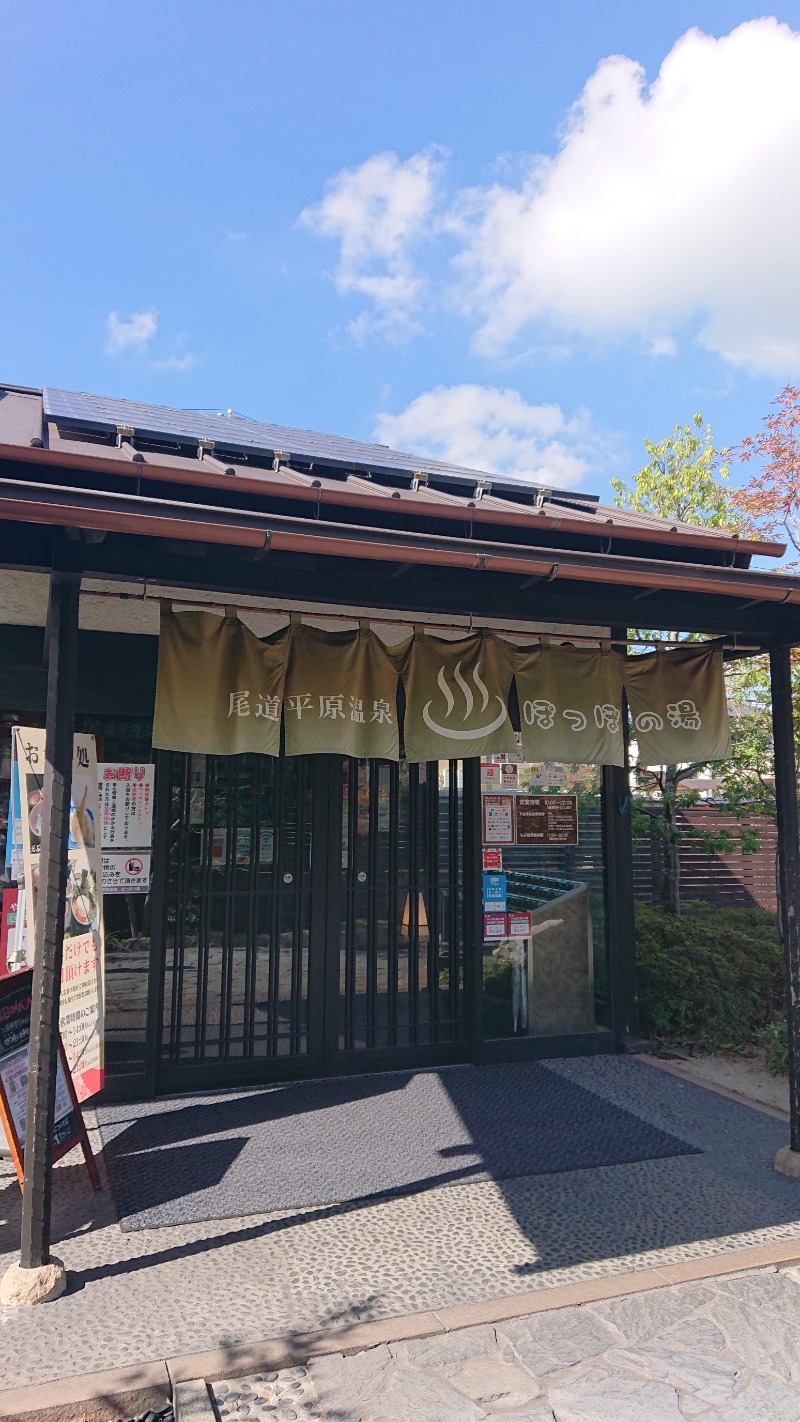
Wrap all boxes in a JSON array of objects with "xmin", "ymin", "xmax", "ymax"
[{"xmin": 632, "ymin": 806, "xmax": 778, "ymax": 912}]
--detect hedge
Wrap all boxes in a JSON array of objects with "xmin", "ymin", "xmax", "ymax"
[{"xmin": 635, "ymin": 901, "xmax": 785, "ymax": 1050}]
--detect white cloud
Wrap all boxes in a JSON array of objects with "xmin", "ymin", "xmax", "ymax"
[
  {"xmin": 105, "ymin": 309, "xmax": 158, "ymax": 356},
  {"xmin": 449, "ymin": 19, "xmax": 800, "ymax": 375},
  {"xmin": 225, "ymin": 230, "xmax": 248, "ymax": 241},
  {"xmin": 648, "ymin": 336, "xmax": 678, "ymax": 359},
  {"xmin": 375, "ymin": 384, "xmax": 606, "ymax": 489},
  {"xmin": 299, "ymin": 148, "xmax": 445, "ymax": 340},
  {"xmin": 151, "ymin": 352, "xmax": 196, "ymax": 372}
]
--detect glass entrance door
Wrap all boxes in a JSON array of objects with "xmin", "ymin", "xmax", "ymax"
[
  {"xmin": 336, "ymin": 758, "xmax": 467, "ymax": 1063},
  {"xmin": 154, "ymin": 751, "xmax": 315, "ymax": 1089},
  {"xmin": 152, "ymin": 752, "xmax": 470, "ymax": 1089}
]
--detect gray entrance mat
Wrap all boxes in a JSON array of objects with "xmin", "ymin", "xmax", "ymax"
[{"xmin": 95, "ymin": 1061, "xmax": 700, "ymax": 1231}]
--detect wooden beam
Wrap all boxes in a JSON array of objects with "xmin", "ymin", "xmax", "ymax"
[
  {"xmin": 770, "ymin": 646, "xmax": 800, "ymax": 1153},
  {"xmin": 19, "ymin": 571, "xmax": 80, "ymax": 1268}
]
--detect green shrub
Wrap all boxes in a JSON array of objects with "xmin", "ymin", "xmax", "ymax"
[
  {"xmin": 635, "ymin": 901, "xmax": 784, "ymax": 1050},
  {"xmin": 760, "ymin": 1020, "xmax": 789, "ymax": 1076}
]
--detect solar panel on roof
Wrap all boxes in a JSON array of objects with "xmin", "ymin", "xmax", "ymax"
[{"xmin": 42, "ymin": 387, "xmax": 599, "ymax": 503}]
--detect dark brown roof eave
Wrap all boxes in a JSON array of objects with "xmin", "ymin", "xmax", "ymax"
[
  {"xmin": 0, "ymin": 473, "xmax": 797, "ymax": 608},
  {"xmin": 0, "ymin": 439, "xmax": 785, "ymax": 562}
]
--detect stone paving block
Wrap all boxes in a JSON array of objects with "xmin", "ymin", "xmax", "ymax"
[
  {"xmin": 437, "ymin": 1354, "xmax": 541, "ymax": 1409},
  {"xmin": 601, "ymin": 1343, "xmax": 743, "ymax": 1407},
  {"xmin": 710, "ymin": 1294, "xmax": 800, "ymax": 1383},
  {"xmin": 309, "ymin": 1346, "xmax": 394, "ymax": 1422},
  {"xmin": 360, "ymin": 1365, "xmax": 486, "ymax": 1421},
  {"xmin": 713, "ymin": 1373, "xmax": 800, "ymax": 1421},
  {"xmin": 714, "ymin": 1265, "xmax": 800, "ymax": 1324},
  {"xmin": 497, "ymin": 1306, "xmax": 617, "ymax": 1377},
  {"xmin": 545, "ymin": 1370, "xmax": 686, "ymax": 1421},
  {"xmin": 586, "ymin": 1283, "xmax": 714, "ymax": 1344},
  {"xmin": 174, "ymin": 1379, "xmax": 215, "ymax": 1422},
  {"xmin": 400, "ymin": 1325, "xmax": 499, "ymax": 1369}
]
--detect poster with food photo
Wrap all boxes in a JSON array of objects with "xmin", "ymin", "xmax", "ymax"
[{"xmin": 13, "ymin": 728, "xmax": 105, "ymax": 1102}]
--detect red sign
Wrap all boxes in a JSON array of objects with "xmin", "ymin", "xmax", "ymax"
[
  {"xmin": 0, "ymin": 889, "xmax": 18, "ymax": 978},
  {"xmin": 483, "ymin": 911, "xmax": 508, "ymax": 940},
  {"xmin": 508, "ymin": 911, "xmax": 532, "ymax": 938},
  {"xmin": 482, "ymin": 848, "xmax": 503, "ymax": 872}
]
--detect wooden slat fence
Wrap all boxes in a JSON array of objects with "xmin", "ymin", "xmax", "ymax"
[{"xmin": 633, "ymin": 806, "xmax": 778, "ymax": 912}]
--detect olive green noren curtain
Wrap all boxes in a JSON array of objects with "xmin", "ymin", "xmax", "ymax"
[
  {"xmin": 283, "ymin": 623, "xmax": 408, "ymax": 759},
  {"xmin": 402, "ymin": 630, "xmax": 517, "ymax": 763},
  {"xmin": 623, "ymin": 645, "xmax": 731, "ymax": 766},
  {"xmin": 514, "ymin": 642, "xmax": 625, "ymax": 767},
  {"xmin": 152, "ymin": 605, "xmax": 289, "ymax": 756}
]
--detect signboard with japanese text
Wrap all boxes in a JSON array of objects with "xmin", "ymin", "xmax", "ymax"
[
  {"xmin": 515, "ymin": 794, "xmax": 579, "ymax": 846},
  {"xmin": 483, "ymin": 912, "xmax": 509, "ymax": 940},
  {"xmin": 501, "ymin": 763, "xmax": 519, "ymax": 789},
  {"xmin": 14, "ymin": 728, "xmax": 105, "ymax": 1102},
  {"xmin": 482, "ymin": 847, "xmax": 503, "ymax": 872},
  {"xmin": 508, "ymin": 911, "xmax": 532, "ymax": 938},
  {"xmin": 623, "ymin": 645, "xmax": 731, "ymax": 767},
  {"xmin": 0, "ymin": 970, "xmax": 99, "ymax": 1189},
  {"xmin": 481, "ymin": 794, "xmax": 516, "ymax": 845},
  {"xmin": 480, "ymin": 763, "xmax": 503, "ymax": 791},
  {"xmin": 98, "ymin": 764, "xmax": 154, "ymax": 850},
  {"xmin": 482, "ymin": 873, "xmax": 507, "ymax": 912},
  {"xmin": 102, "ymin": 851, "xmax": 151, "ymax": 895}
]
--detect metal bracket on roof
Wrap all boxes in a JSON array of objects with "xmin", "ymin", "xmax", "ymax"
[
  {"xmin": 411, "ymin": 471, "xmax": 429, "ymax": 492},
  {"xmin": 116, "ymin": 424, "xmax": 135, "ymax": 448},
  {"xmin": 533, "ymin": 488, "xmax": 551, "ymax": 509},
  {"xmin": 474, "ymin": 478, "xmax": 492, "ymax": 501},
  {"xmin": 272, "ymin": 450, "xmax": 288, "ymax": 472},
  {"xmin": 473, "ymin": 554, "xmax": 488, "ymax": 571},
  {"xmin": 197, "ymin": 438, "xmax": 215, "ymax": 460}
]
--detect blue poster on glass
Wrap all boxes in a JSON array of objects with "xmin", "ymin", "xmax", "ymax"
[{"xmin": 482, "ymin": 873, "xmax": 507, "ymax": 912}]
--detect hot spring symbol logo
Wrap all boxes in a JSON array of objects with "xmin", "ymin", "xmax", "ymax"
[{"xmin": 422, "ymin": 661, "xmax": 507, "ymax": 740}]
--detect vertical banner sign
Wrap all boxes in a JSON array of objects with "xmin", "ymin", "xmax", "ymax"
[
  {"xmin": 403, "ymin": 631, "xmax": 516, "ymax": 763},
  {"xmin": 0, "ymin": 970, "xmax": 99, "ymax": 1189},
  {"xmin": 153, "ymin": 605, "xmax": 288, "ymax": 756},
  {"xmin": 99, "ymin": 763, "xmax": 155, "ymax": 894},
  {"xmin": 14, "ymin": 728, "xmax": 105, "ymax": 1102},
  {"xmin": 284, "ymin": 624, "xmax": 407, "ymax": 759},
  {"xmin": 515, "ymin": 643, "xmax": 625, "ymax": 767},
  {"xmin": 623, "ymin": 646, "xmax": 731, "ymax": 767}
]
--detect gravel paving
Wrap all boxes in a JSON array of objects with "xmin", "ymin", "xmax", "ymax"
[{"xmin": 1, "ymin": 1057, "xmax": 799, "ymax": 1394}]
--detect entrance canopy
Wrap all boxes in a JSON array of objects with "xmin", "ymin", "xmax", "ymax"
[{"xmin": 0, "ymin": 383, "xmax": 797, "ymax": 644}]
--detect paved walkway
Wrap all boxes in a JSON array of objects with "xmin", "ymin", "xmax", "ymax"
[
  {"xmin": 1, "ymin": 1057, "xmax": 800, "ymax": 1400},
  {"xmin": 211, "ymin": 1265, "xmax": 800, "ymax": 1420}
]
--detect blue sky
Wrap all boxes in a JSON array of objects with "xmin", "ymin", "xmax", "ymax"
[{"xmin": 3, "ymin": 2, "xmax": 800, "ymax": 504}]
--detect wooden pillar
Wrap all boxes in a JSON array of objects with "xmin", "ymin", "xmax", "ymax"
[
  {"xmin": 769, "ymin": 645, "xmax": 800, "ymax": 1153},
  {"xmin": 19, "ymin": 572, "xmax": 80, "ymax": 1269}
]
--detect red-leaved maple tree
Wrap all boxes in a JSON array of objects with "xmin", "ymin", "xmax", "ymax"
[{"xmin": 731, "ymin": 385, "xmax": 800, "ymax": 560}]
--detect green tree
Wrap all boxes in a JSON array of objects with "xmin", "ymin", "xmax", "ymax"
[
  {"xmin": 613, "ymin": 416, "xmax": 749, "ymax": 914},
  {"xmin": 611, "ymin": 413, "xmax": 739, "ymax": 527}
]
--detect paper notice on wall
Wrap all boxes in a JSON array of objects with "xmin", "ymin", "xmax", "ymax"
[
  {"xmin": 14, "ymin": 728, "xmax": 105, "ymax": 1102},
  {"xmin": 98, "ymin": 764, "xmax": 154, "ymax": 849}
]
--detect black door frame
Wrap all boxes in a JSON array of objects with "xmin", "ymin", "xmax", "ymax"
[{"xmin": 146, "ymin": 752, "xmax": 477, "ymax": 1093}]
